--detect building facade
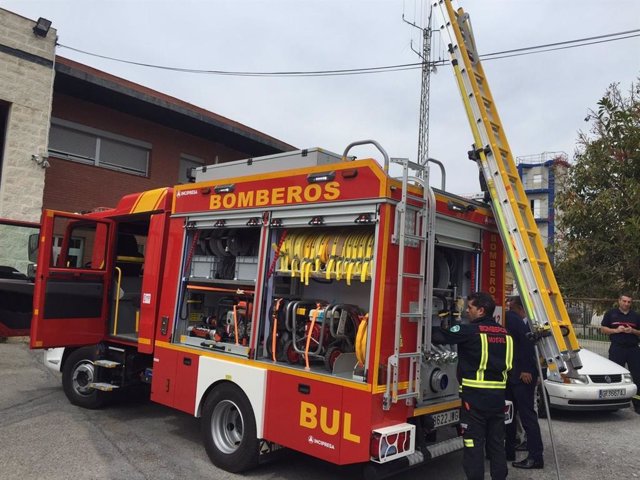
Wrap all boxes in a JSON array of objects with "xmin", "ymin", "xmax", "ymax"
[
  {"xmin": 0, "ymin": 9, "xmax": 56, "ymax": 223},
  {"xmin": 0, "ymin": 8, "xmax": 294, "ymax": 221},
  {"xmin": 516, "ymin": 152, "xmax": 569, "ymax": 262},
  {"xmin": 0, "ymin": 7, "xmax": 293, "ymax": 276}
]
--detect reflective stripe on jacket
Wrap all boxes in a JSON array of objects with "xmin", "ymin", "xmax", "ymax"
[{"xmin": 433, "ymin": 316, "xmax": 513, "ymax": 408}]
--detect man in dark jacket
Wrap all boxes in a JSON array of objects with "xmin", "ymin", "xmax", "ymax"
[
  {"xmin": 433, "ymin": 292, "xmax": 513, "ymax": 480},
  {"xmin": 601, "ymin": 294, "xmax": 640, "ymax": 413},
  {"xmin": 505, "ymin": 296, "xmax": 544, "ymax": 469}
]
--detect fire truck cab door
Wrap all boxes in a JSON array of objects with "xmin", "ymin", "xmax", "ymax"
[{"xmin": 30, "ymin": 211, "xmax": 114, "ymax": 349}]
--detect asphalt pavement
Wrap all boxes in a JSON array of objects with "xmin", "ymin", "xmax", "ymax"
[{"xmin": 1, "ymin": 338, "xmax": 639, "ymax": 480}]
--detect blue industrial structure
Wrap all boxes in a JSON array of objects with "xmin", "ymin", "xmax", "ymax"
[{"xmin": 515, "ymin": 152, "xmax": 569, "ymax": 264}]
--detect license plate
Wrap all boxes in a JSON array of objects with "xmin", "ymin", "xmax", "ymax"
[
  {"xmin": 598, "ymin": 389, "xmax": 626, "ymax": 399},
  {"xmin": 432, "ymin": 409, "xmax": 460, "ymax": 427}
]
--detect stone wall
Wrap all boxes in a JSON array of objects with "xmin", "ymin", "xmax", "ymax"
[{"xmin": 0, "ymin": 9, "xmax": 56, "ymax": 222}]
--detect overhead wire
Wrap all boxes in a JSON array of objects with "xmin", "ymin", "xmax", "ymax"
[{"xmin": 56, "ymin": 28, "xmax": 640, "ymax": 78}]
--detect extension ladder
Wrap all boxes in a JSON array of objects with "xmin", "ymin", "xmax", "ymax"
[{"xmin": 434, "ymin": 0, "xmax": 582, "ymax": 375}]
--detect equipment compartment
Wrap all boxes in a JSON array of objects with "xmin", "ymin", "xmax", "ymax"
[
  {"xmin": 256, "ymin": 225, "xmax": 375, "ymax": 380},
  {"xmin": 175, "ymin": 225, "xmax": 261, "ymax": 356}
]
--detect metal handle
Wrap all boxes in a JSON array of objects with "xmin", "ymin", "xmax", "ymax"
[{"xmin": 342, "ymin": 139, "xmax": 390, "ymax": 173}]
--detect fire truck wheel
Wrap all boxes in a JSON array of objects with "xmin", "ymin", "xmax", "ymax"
[
  {"xmin": 62, "ymin": 347, "xmax": 106, "ymax": 409},
  {"xmin": 324, "ymin": 346, "xmax": 342, "ymax": 372},
  {"xmin": 202, "ymin": 383, "xmax": 259, "ymax": 473}
]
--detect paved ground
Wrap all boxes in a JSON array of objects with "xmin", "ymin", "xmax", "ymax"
[{"xmin": 1, "ymin": 338, "xmax": 639, "ymax": 480}]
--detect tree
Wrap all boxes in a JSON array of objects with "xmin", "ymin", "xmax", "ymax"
[{"xmin": 554, "ymin": 79, "xmax": 640, "ymax": 298}]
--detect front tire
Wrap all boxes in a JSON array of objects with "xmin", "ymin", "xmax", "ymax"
[
  {"xmin": 201, "ymin": 383, "xmax": 259, "ymax": 473},
  {"xmin": 62, "ymin": 346, "xmax": 106, "ymax": 409}
]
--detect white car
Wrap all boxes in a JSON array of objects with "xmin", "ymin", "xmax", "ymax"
[{"xmin": 539, "ymin": 348, "xmax": 637, "ymax": 414}]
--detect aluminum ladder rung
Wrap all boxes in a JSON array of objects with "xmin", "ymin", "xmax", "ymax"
[
  {"xmin": 398, "ymin": 352, "xmax": 422, "ymax": 359},
  {"xmin": 395, "ymin": 391, "xmax": 419, "ymax": 401},
  {"xmin": 401, "ymin": 272, "xmax": 425, "ymax": 280},
  {"xmin": 400, "ymin": 312, "xmax": 423, "ymax": 319},
  {"xmin": 405, "ymin": 233, "xmax": 425, "ymax": 242},
  {"xmin": 391, "ymin": 158, "xmax": 423, "ymax": 171},
  {"xmin": 406, "ymin": 198, "xmax": 428, "ymax": 208}
]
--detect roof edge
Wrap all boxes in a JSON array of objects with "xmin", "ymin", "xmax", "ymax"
[{"xmin": 54, "ymin": 56, "xmax": 296, "ymax": 152}]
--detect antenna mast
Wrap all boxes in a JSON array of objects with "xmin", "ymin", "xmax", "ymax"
[{"xmin": 404, "ymin": 5, "xmax": 434, "ymax": 167}]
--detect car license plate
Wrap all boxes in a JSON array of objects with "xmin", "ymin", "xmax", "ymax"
[
  {"xmin": 598, "ymin": 389, "xmax": 626, "ymax": 399},
  {"xmin": 432, "ymin": 409, "xmax": 460, "ymax": 427}
]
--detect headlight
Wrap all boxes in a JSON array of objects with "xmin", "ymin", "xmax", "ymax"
[
  {"xmin": 560, "ymin": 374, "xmax": 589, "ymax": 385},
  {"xmin": 623, "ymin": 373, "xmax": 633, "ymax": 384}
]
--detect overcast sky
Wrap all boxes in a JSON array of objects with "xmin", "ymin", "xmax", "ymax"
[{"xmin": 4, "ymin": 0, "xmax": 640, "ymax": 194}]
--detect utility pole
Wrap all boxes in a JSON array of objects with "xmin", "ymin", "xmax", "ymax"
[{"xmin": 403, "ymin": 6, "xmax": 434, "ymax": 167}]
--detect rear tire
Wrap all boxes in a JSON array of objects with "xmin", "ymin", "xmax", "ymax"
[
  {"xmin": 201, "ymin": 383, "xmax": 259, "ymax": 473},
  {"xmin": 62, "ymin": 346, "xmax": 106, "ymax": 409}
]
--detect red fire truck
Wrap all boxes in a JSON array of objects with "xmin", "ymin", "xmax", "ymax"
[
  {"xmin": 29, "ymin": 0, "xmax": 584, "ymax": 475},
  {"xmin": 31, "ymin": 143, "xmax": 505, "ymax": 477}
]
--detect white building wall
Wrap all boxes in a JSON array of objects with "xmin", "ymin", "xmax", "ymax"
[{"xmin": 0, "ymin": 9, "xmax": 56, "ymax": 222}]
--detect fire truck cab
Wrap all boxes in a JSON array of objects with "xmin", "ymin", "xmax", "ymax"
[{"xmin": 30, "ymin": 143, "xmax": 504, "ymax": 476}]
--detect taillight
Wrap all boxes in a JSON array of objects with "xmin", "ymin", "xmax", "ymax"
[{"xmin": 370, "ymin": 431, "xmax": 410, "ymax": 460}]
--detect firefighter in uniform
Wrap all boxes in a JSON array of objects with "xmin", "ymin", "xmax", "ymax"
[
  {"xmin": 433, "ymin": 292, "xmax": 513, "ymax": 480},
  {"xmin": 601, "ymin": 294, "xmax": 640, "ymax": 413}
]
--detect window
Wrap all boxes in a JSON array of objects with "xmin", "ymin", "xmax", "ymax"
[
  {"xmin": 50, "ymin": 216, "xmax": 108, "ymax": 270},
  {"xmin": 530, "ymin": 199, "xmax": 542, "ymax": 219},
  {"xmin": 48, "ymin": 118, "xmax": 150, "ymax": 176},
  {"xmin": 179, "ymin": 154, "xmax": 205, "ymax": 183},
  {"xmin": 532, "ymin": 173, "xmax": 543, "ymax": 187}
]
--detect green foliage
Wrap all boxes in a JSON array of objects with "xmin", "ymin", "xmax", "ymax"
[{"xmin": 555, "ymin": 79, "xmax": 640, "ymax": 298}]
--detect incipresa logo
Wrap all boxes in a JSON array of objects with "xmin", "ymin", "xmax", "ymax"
[
  {"xmin": 307, "ymin": 435, "xmax": 335, "ymax": 450},
  {"xmin": 177, "ymin": 189, "xmax": 198, "ymax": 197}
]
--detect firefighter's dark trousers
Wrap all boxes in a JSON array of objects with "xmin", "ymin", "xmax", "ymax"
[
  {"xmin": 460, "ymin": 402, "xmax": 507, "ymax": 480},
  {"xmin": 609, "ymin": 343, "xmax": 640, "ymax": 411}
]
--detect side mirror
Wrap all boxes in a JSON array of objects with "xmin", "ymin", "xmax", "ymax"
[
  {"xmin": 27, "ymin": 263, "xmax": 37, "ymax": 280},
  {"xmin": 28, "ymin": 233, "xmax": 39, "ymax": 263}
]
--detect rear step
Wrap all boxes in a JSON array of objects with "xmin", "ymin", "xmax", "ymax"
[
  {"xmin": 88, "ymin": 382, "xmax": 120, "ymax": 392},
  {"xmin": 425, "ymin": 436, "xmax": 463, "ymax": 459},
  {"xmin": 94, "ymin": 359, "xmax": 121, "ymax": 368},
  {"xmin": 362, "ymin": 436, "xmax": 463, "ymax": 480}
]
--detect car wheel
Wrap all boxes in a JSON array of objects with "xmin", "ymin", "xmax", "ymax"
[
  {"xmin": 201, "ymin": 383, "xmax": 259, "ymax": 473},
  {"xmin": 62, "ymin": 346, "xmax": 106, "ymax": 409}
]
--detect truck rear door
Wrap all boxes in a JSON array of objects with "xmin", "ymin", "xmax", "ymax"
[{"xmin": 31, "ymin": 211, "xmax": 114, "ymax": 349}]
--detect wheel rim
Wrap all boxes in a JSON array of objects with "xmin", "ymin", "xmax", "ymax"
[
  {"xmin": 72, "ymin": 361, "xmax": 95, "ymax": 396},
  {"xmin": 211, "ymin": 399, "xmax": 244, "ymax": 454}
]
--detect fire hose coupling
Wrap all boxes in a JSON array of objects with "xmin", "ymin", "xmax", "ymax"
[{"xmin": 425, "ymin": 347, "xmax": 457, "ymax": 365}]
